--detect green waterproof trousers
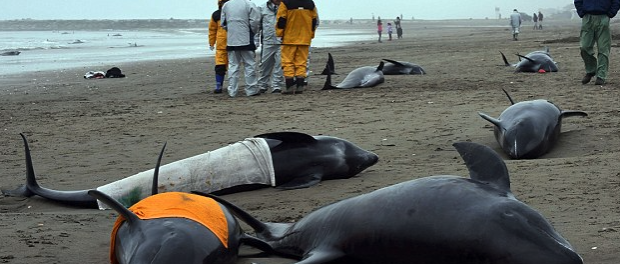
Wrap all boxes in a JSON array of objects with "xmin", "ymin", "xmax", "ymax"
[{"xmin": 580, "ymin": 14, "xmax": 612, "ymax": 80}]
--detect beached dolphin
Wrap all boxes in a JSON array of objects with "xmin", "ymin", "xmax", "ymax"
[
  {"xmin": 1, "ymin": 50, "xmax": 21, "ymax": 56},
  {"xmin": 3, "ymin": 132, "xmax": 378, "ymax": 209},
  {"xmin": 500, "ymin": 47, "xmax": 558, "ymax": 72},
  {"xmin": 89, "ymin": 144, "xmax": 269, "ymax": 264},
  {"xmin": 322, "ymin": 60, "xmax": 385, "ymax": 89},
  {"xmin": 381, "ymin": 59, "xmax": 426, "ymax": 75},
  {"xmin": 479, "ymin": 89, "xmax": 587, "ymax": 159},
  {"xmin": 201, "ymin": 142, "xmax": 583, "ymax": 264}
]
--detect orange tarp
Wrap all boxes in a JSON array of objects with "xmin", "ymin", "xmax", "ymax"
[{"xmin": 109, "ymin": 192, "xmax": 229, "ymax": 264}]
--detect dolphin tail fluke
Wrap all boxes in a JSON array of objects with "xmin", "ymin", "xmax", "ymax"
[
  {"xmin": 376, "ymin": 61, "xmax": 385, "ymax": 72},
  {"xmin": 501, "ymin": 88, "xmax": 515, "ymax": 105},
  {"xmin": 478, "ymin": 112, "xmax": 502, "ymax": 128},
  {"xmin": 12, "ymin": 133, "xmax": 98, "ymax": 208},
  {"xmin": 561, "ymin": 110, "xmax": 588, "ymax": 118},
  {"xmin": 89, "ymin": 190, "xmax": 140, "ymax": 223},
  {"xmin": 322, "ymin": 64, "xmax": 337, "ymax": 90},
  {"xmin": 500, "ymin": 51, "xmax": 510, "ymax": 66},
  {"xmin": 453, "ymin": 142, "xmax": 511, "ymax": 194},
  {"xmin": 320, "ymin": 53, "xmax": 335, "ymax": 75}
]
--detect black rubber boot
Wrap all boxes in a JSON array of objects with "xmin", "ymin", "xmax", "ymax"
[
  {"xmin": 295, "ymin": 77, "xmax": 306, "ymax": 94},
  {"xmin": 283, "ymin": 78, "xmax": 295, "ymax": 94}
]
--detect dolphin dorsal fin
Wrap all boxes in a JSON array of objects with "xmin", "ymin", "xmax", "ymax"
[
  {"xmin": 88, "ymin": 190, "xmax": 140, "ymax": 224},
  {"xmin": 151, "ymin": 142, "xmax": 167, "ymax": 195},
  {"xmin": 501, "ymin": 88, "xmax": 515, "ymax": 105},
  {"xmin": 20, "ymin": 133, "xmax": 41, "ymax": 190},
  {"xmin": 453, "ymin": 142, "xmax": 511, "ymax": 194}
]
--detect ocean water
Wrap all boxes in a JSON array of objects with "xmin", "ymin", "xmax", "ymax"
[{"xmin": 0, "ymin": 28, "xmax": 373, "ymax": 76}]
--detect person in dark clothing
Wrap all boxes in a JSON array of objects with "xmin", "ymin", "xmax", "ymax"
[
  {"xmin": 533, "ymin": 12, "xmax": 539, "ymax": 30},
  {"xmin": 395, "ymin": 16, "xmax": 403, "ymax": 39},
  {"xmin": 574, "ymin": 0, "xmax": 620, "ymax": 85},
  {"xmin": 538, "ymin": 11, "xmax": 544, "ymax": 29}
]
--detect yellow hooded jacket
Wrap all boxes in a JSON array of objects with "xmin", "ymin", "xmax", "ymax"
[
  {"xmin": 276, "ymin": 0, "xmax": 318, "ymax": 45},
  {"xmin": 209, "ymin": 8, "xmax": 228, "ymax": 50}
]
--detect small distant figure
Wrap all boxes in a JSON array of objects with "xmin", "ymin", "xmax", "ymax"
[
  {"xmin": 532, "ymin": 12, "xmax": 539, "ymax": 30},
  {"xmin": 537, "ymin": 11, "xmax": 544, "ymax": 30},
  {"xmin": 387, "ymin": 22, "xmax": 393, "ymax": 41},
  {"xmin": 509, "ymin": 9, "xmax": 522, "ymax": 41},
  {"xmin": 377, "ymin": 17, "xmax": 383, "ymax": 43},
  {"xmin": 395, "ymin": 16, "xmax": 403, "ymax": 39}
]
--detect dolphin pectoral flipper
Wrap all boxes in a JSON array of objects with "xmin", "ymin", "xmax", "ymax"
[
  {"xmin": 375, "ymin": 61, "xmax": 385, "ymax": 72},
  {"xmin": 88, "ymin": 190, "xmax": 140, "ymax": 224},
  {"xmin": 255, "ymin": 132, "xmax": 317, "ymax": 144},
  {"xmin": 478, "ymin": 112, "xmax": 502, "ymax": 128},
  {"xmin": 500, "ymin": 51, "xmax": 511, "ymax": 66},
  {"xmin": 276, "ymin": 173, "xmax": 322, "ymax": 189},
  {"xmin": 561, "ymin": 110, "xmax": 588, "ymax": 118},
  {"xmin": 452, "ymin": 142, "xmax": 511, "ymax": 194},
  {"xmin": 295, "ymin": 249, "xmax": 347, "ymax": 264},
  {"xmin": 382, "ymin": 58, "xmax": 404, "ymax": 67}
]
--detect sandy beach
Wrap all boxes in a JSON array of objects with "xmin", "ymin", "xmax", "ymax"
[{"xmin": 1, "ymin": 19, "xmax": 619, "ymax": 263}]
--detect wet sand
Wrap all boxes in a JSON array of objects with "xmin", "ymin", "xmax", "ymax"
[{"xmin": 1, "ymin": 19, "xmax": 619, "ymax": 263}]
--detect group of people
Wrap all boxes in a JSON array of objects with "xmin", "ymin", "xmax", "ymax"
[
  {"xmin": 376, "ymin": 16, "xmax": 403, "ymax": 43},
  {"xmin": 509, "ymin": 10, "xmax": 544, "ymax": 41},
  {"xmin": 208, "ymin": 0, "xmax": 319, "ymax": 97},
  {"xmin": 509, "ymin": 0, "xmax": 619, "ymax": 86},
  {"xmin": 532, "ymin": 11, "xmax": 544, "ymax": 30}
]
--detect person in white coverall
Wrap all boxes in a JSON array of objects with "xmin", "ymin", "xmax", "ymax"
[
  {"xmin": 221, "ymin": 0, "xmax": 261, "ymax": 97},
  {"xmin": 509, "ymin": 9, "xmax": 522, "ymax": 41},
  {"xmin": 257, "ymin": 0, "xmax": 284, "ymax": 93}
]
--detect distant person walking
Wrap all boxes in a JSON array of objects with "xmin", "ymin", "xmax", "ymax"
[
  {"xmin": 276, "ymin": 0, "xmax": 319, "ymax": 94},
  {"xmin": 377, "ymin": 17, "xmax": 383, "ymax": 43},
  {"xmin": 208, "ymin": 0, "xmax": 229, "ymax": 94},
  {"xmin": 395, "ymin": 16, "xmax": 403, "ymax": 39},
  {"xmin": 257, "ymin": 0, "xmax": 284, "ymax": 93},
  {"xmin": 387, "ymin": 22, "xmax": 393, "ymax": 41},
  {"xmin": 509, "ymin": 9, "xmax": 522, "ymax": 41},
  {"xmin": 221, "ymin": 0, "xmax": 261, "ymax": 97},
  {"xmin": 532, "ymin": 12, "xmax": 539, "ymax": 30},
  {"xmin": 538, "ymin": 11, "xmax": 544, "ymax": 29},
  {"xmin": 574, "ymin": 0, "xmax": 620, "ymax": 85}
]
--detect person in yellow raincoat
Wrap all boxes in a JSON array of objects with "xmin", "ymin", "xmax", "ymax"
[
  {"xmin": 209, "ymin": 0, "xmax": 229, "ymax": 94},
  {"xmin": 276, "ymin": 0, "xmax": 318, "ymax": 94}
]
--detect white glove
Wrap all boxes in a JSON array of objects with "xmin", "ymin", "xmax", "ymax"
[{"xmin": 209, "ymin": 46, "xmax": 215, "ymax": 51}]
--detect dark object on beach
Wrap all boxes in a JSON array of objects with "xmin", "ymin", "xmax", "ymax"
[
  {"xmin": 1, "ymin": 50, "xmax": 21, "ymax": 56},
  {"xmin": 106, "ymin": 67, "xmax": 126, "ymax": 78}
]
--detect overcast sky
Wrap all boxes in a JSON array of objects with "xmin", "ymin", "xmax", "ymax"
[{"xmin": 1, "ymin": 0, "xmax": 571, "ymax": 21}]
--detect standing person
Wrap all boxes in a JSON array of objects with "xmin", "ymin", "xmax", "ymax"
[
  {"xmin": 509, "ymin": 9, "xmax": 522, "ymax": 41},
  {"xmin": 387, "ymin": 22, "xmax": 393, "ymax": 41},
  {"xmin": 208, "ymin": 0, "xmax": 229, "ymax": 94},
  {"xmin": 276, "ymin": 0, "xmax": 319, "ymax": 94},
  {"xmin": 532, "ymin": 12, "xmax": 539, "ymax": 30},
  {"xmin": 395, "ymin": 16, "xmax": 403, "ymax": 39},
  {"xmin": 221, "ymin": 0, "xmax": 261, "ymax": 97},
  {"xmin": 538, "ymin": 11, "xmax": 544, "ymax": 29},
  {"xmin": 376, "ymin": 17, "xmax": 383, "ymax": 43},
  {"xmin": 574, "ymin": 0, "xmax": 620, "ymax": 85},
  {"xmin": 257, "ymin": 0, "xmax": 284, "ymax": 93}
]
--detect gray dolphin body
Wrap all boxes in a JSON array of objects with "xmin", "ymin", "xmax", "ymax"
[
  {"xmin": 381, "ymin": 59, "xmax": 426, "ymax": 75},
  {"xmin": 88, "ymin": 146, "xmax": 268, "ymax": 264},
  {"xmin": 205, "ymin": 142, "xmax": 583, "ymax": 264},
  {"xmin": 501, "ymin": 47, "xmax": 558, "ymax": 72},
  {"xmin": 322, "ymin": 53, "xmax": 384, "ymax": 89},
  {"xmin": 4, "ymin": 132, "xmax": 378, "ymax": 208},
  {"xmin": 1, "ymin": 50, "xmax": 21, "ymax": 56},
  {"xmin": 479, "ymin": 90, "xmax": 587, "ymax": 159}
]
